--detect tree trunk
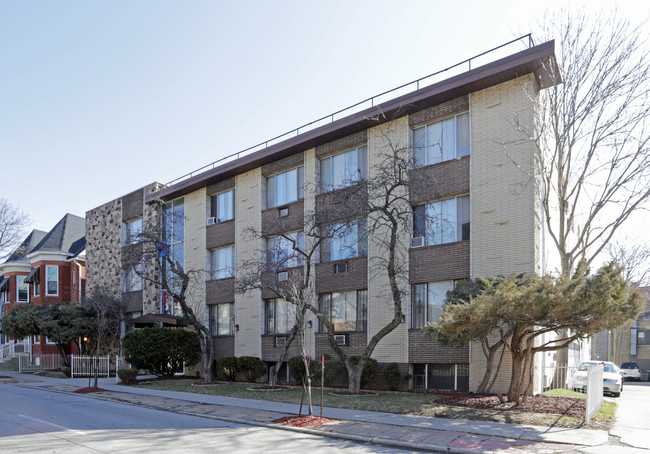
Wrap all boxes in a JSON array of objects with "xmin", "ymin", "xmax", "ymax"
[
  {"xmin": 345, "ymin": 358, "xmax": 364, "ymax": 394},
  {"xmin": 201, "ymin": 331, "xmax": 215, "ymax": 383},
  {"xmin": 302, "ymin": 356, "xmax": 313, "ymax": 416}
]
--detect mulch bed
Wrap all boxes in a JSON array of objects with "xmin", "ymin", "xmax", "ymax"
[
  {"xmin": 273, "ymin": 416, "xmax": 339, "ymax": 428},
  {"xmin": 0, "ymin": 376, "xmax": 12, "ymax": 379},
  {"xmin": 191, "ymin": 381, "xmax": 228, "ymax": 386},
  {"xmin": 73, "ymin": 387, "xmax": 108, "ymax": 394},
  {"xmin": 434, "ymin": 394, "xmax": 586, "ymax": 418}
]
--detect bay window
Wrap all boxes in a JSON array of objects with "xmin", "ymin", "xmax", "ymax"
[
  {"xmin": 411, "ymin": 281, "xmax": 454, "ymax": 329},
  {"xmin": 320, "ymin": 146, "xmax": 367, "ymax": 192},
  {"xmin": 413, "ymin": 112, "xmax": 469, "ymax": 167},
  {"xmin": 210, "ymin": 303, "xmax": 234, "ymax": 336},
  {"xmin": 319, "ymin": 290, "xmax": 367, "ymax": 332},
  {"xmin": 209, "ymin": 245, "xmax": 235, "ymax": 280},
  {"xmin": 267, "ymin": 167, "xmax": 304, "ymax": 208},
  {"xmin": 17, "ymin": 276, "xmax": 28, "ymax": 302},
  {"xmin": 210, "ymin": 189, "xmax": 234, "ymax": 222},
  {"xmin": 413, "ymin": 195, "xmax": 469, "ymax": 246}
]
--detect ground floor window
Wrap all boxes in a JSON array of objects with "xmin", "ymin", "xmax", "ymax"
[
  {"xmin": 412, "ymin": 363, "xmax": 469, "ymax": 392},
  {"xmin": 266, "ymin": 361, "xmax": 291, "ymax": 383}
]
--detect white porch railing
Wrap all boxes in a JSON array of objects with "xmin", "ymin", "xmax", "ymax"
[
  {"xmin": 70, "ymin": 354, "xmax": 110, "ymax": 378},
  {"xmin": 18, "ymin": 353, "xmax": 66, "ymax": 372}
]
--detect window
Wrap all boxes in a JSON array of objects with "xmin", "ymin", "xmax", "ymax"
[
  {"xmin": 413, "ymin": 112, "xmax": 469, "ymax": 167},
  {"xmin": 45, "ymin": 265, "xmax": 58, "ymax": 296},
  {"xmin": 122, "ymin": 217, "xmax": 143, "ymax": 245},
  {"xmin": 210, "ymin": 189, "xmax": 234, "ymax": 222},
  {"xmin": 323, "ymin": 221, "xmax": 368, "ymax": 262},
  {"xmin": 17, "ymin": 276, "xmax": 29, "ymax": 302},
  {"xmin": 45, "ymin": 336, "xmax": 56, "ymax": 345},
  {"xmin": 162, "ymin": 198, "xmax": 185, "ymax": 293},
  {"xmin": 265, "ymin": 299, "xmax": 296, "ymax": 334},
  {"xmin": 413, "ymin": 195, "xmax": 469, "ymax": 245},
  {"xmin": 319, "ymin": 290, "xmax": 367, "ymax": 332},
  {"xmin": 122, "ymin": 267, "xmax": 143, "ymax": 292},
  {"xmin": 210, "ymin": 303, "xmax": 234, "ymax": 336},
  {"xmin": 267, "ymin": 167, "xmax": 304, "ymax": 208},
  {"xmin": 320, "ymin": 146, "xmax": 367, "ymax": 192},
  {"xmin": 209, "ymin": 245, "xmax": 235, "ymax": 280},
  {"xmin": 267, "ymin": 231, "xmax": 304, "ymax": 268},
  {"xmin": 411, "ymin": 281, "xmax": 454, "ymax": 329}
]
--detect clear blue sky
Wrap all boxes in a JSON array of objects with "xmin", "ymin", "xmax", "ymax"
[{"xmin": 1, "ymin": 0, "xmax": 647, "ymax": 247}]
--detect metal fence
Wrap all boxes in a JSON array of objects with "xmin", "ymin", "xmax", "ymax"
[
  {"xmin": 18, "ymin": 353, "xmax": 66, "ymax": 372},
  {"xmin": 70, "ymin": 354, "xmax": 110, "ymax": 378},
  {"xmin": 537, "ymin": 364, "xmax": 582, "ymax": 396}
]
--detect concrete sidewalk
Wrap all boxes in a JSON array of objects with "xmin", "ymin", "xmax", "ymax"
[{"xmin": 1, "ymin": 372, "xmax": 609, "ymax": 453}]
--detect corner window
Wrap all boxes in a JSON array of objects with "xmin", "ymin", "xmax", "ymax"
[
  {"xmin": 17, "ymin": 276, "xmax": 29, "ymax": 302},
  {"xmin": 122, "ymin": 218, "xmax": 143, "ymax": 245},
  {"xmin": 267, "ymin": 167, "xmax": 304, "ymax": 208},
  {"xmin": 323, "ymin": 220, "xmax": 368, "ymax": 262},
  {"xmin": 210, "ymin": 189, "xmax": 234, "ymax": 222},
  {"xmin": 45, "ymin": 265, "xmax": 58, "ymax": 296},
  {"xmin": 319, "ymin": 290, "xmax": 367, "ymax": 332},
  {"xmin": 411, "ymin": 281, "xmax": 454, "ymax": 328},
  {"xmin": 209, "ymin": 245, "xmax": 235, "ymax": 280},
  {"xmin": 210, "ymin": 303, "xmax": 234, "ymax": 336},
  {"xmin": 267, "ymin": 231, "xmax": 304, "ymax": 269},
  {"xmin": 413, "ymin": 195, "xmax": 469, "ymax": 246},
  {"xmin": 122, "ymin": 268, "xmax": 143, "ymax": 292},
  {"xmin": 265, "ymin": 299, "xmax": 295, "ymax": 334},
  {"xmin": 413, "ymin": 112, "xmax": 469, "ymax": 167},
  {"xmin": 320, "ymin": 146, "xmax": 367, "ymax": 192}
]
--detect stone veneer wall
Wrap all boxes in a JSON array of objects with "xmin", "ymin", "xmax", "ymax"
[{"xmin": 85, "ymin": 199, "xmax": 122, "ymax": 296}]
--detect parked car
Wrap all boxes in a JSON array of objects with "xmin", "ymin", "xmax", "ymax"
[
  {"xmin": 620, "ymin": 362, "xmax": 641, "ymax": 381},
  {"xmin": 573, "ymin": 361, "xmax": 623, "ymax": 397}
]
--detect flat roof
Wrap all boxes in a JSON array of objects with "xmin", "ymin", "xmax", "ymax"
[{"xmin": 148, "ymin": 40, "xmax": 558, "ymax": 202}]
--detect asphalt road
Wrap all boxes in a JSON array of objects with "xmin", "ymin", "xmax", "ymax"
[{"xmin": 0, "ymin": 382, "xmax": 412, "ymax": 453}]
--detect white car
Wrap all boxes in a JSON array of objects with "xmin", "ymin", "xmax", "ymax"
[
  {"xmin": 620, "ymin": 362, "xmax": 641, "ymax": 381},
  {"xmin": 572, "ymin": 361, "xmax": 623, "ymax": 397}
]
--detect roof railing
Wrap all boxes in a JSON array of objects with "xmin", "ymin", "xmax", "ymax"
[{"xmin": 164, "ymin": 34, "xmax": 534, "ymax": 188}]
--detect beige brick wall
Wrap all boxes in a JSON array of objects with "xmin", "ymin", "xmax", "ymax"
[
  {"xmin": 234, "ymin": 168, "xmax": 263, "ymax": 357},
  {"xmin": 184, "ymin": 188, "xmax": 208, "ymax": 325},
  {"xmin": 302, "ymin": 147, "xmax": 317, "ymax": 358},
  {"xmin": 470, "ymin": 74, "xmax": 539, "ymax": 279},
  {"xmin": 469, "ymin": 74, "xmax": 540, "ymax": 394},
  {"xmin": 367, "ymin": 116, "xmax": 409, "ymax": 363}
]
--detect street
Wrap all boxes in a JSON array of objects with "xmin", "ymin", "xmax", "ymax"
[{"xmin": 0, "ymin": 381, "xmax": 411, "ymax": 453}]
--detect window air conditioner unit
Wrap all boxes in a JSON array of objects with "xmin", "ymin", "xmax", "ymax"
[
  {"xmin": 275, "ymin": 336, "xmax": 288, "ymax": 347},
  {"xmin": 207, "ymin": 217, "xmax": 218, "ymax": 225},
  {"xmin": 333, "ymin": 262, "xmax": 348, "ymax": 274},
  {"xmin": 410, "ymin": 236, "xmax": 425, "ymax": 248},
  {"xmin": 278, "ymin": 271, "xmax": 289, "ymax": 282},
  {"xmin": 334, "ymin": 334, "xmax": 347, "ymax": 346},
  {"xmin": 279, "ymin": 208, "xmax": 289, "ymax": 217}
]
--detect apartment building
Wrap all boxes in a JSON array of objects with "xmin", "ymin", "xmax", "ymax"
[
  {"xmin": 86, "ymin": 39, "xmax": 558, "ymax": 392},
  {"xmin": 0, "ymin": 214, "xmax": 86, "ymax": 360}
]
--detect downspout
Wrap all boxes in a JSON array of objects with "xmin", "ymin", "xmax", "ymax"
[{"xmin": 74, "ymin": 260, "xmax": 82, "ymax": 302}]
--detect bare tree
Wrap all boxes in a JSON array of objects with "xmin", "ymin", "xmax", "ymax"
[
  {"xmin": 0, "ymin": 199, "xmax": 31, "ymax": 259},
  {"xmin": 605, "ymin": 239, "xmax": 650, "ymax": 364},
  {"xmin": 122, "ymin": 201, "xmax": 216, "ymax": 382},
  {"xmin": 511, "ymin": 11, "xmax": 650, "ymax": 278}
]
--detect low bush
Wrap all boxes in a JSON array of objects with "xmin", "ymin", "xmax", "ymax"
[
  {"xmin": 61, "ymin": 366, "xmax": 72, "ymax": 378},
  {"xmin": 383, "ymin": 362, "xmax": 401, "ymax": 391},
  {"xmin": 118, "ymin": 368, "xmax": 139, "ymax": 385},
  {"xmin": 288, "ymin": 356, "xmax": 320, "ymax": 384},
  {"xmin": 349, "ymin": 356, "xmax": 377, "ymax": 388},
  {"xmin": 237, "ymin": 356, "xmax": 266, "ymax": 382},
  {"xmin": 215, "ymin": 356, "xmax": 238, "ymax": 381},
  {"xmin": 123, "ymin": 327, "xmax": 201, "ymax": 376}
]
